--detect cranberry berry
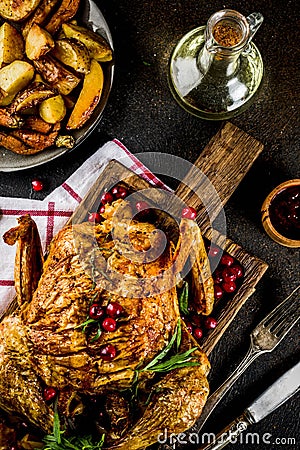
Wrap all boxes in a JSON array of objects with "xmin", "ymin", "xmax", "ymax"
[
  {"xmin": 99, "ymin": 204, "xmax": 106, "ymax": 214},
  {"xmin": 101, "ymin": 191, "xmax": 114, "ymax": 205},
  {"xmin": 231, "ymin": 264, "xmax": 244, "ymax": 278},
  {"xmin": 99, "ymin": 344, "xmax": 117, "ymax": 361},
  {"xmin": 181, "ymin": 206, "xmax": 197, "ymax": 220},
  {"xmin": 222, "ymin": 280, "xmax": 237, "ymax": 294},
  {"xmin": 214, "ymin": 284, "xmax": 224, "ymax": 300},
  {"xmin": 208, "ymin": 244, "xmax": 220, "ymax": 257},
  {"xmin": 112, "ymin": 185, "xmax": 128, "ymax": 199},
  {"xmin": 213, "ymin": 269, "xmax": 223, "ymax": 284},
  {"xmin": 89, "ymin": 304, "xmax": 105, "ymax": 320},
  {"xmin": 102, "ymin": 317, "xmax": 117, "ymax": 332},
  {"xmin": 193, "ymin": 327, "xmax": 203, "ymax": 340},
  {"xmin": 88, "ymin": 212, "xmax": 102, "ymax": 223},
  {"xmin": 106, "ymin": 301, "xmax": 123, "ymax": 318},
  {"xmin": 135, "ymin": 201, "xmax": 150, "ymax": 214},
  {"xmin": 31, "ymin": 179, "xmax": 44, "ymax": 191},
  {"xmin": 204, "ymin": 317, "xmax": 218, "ymax": 330},
  {"xmin": 220, "ymin": 254, "xmax": 234, "ymax": 267},
  {"xmin": 222, "ymin": 267, "xmax": 237, "ymax": 283},
  {"xmin": 43, "ymin": 387, "xmax": 57, "ymax": 402}
]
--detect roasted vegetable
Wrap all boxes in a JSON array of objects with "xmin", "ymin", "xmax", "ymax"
[
  {"xmin": 52, "ymin": 38, "xmax": 91, "ymax": 73},
  {"xmin": 0, "ymin": 108, "xmax": 24, "ymax": 128},
  {"xmin": 66, "ymin": 59, "xmax": 103, "ymax": 129},
  {"xmin": 9, "ymin": 82, "xmax": 57, "ymax": 113},
  {"xmin": 45, "ymin": 0, "xmax": 81, "ymax": 35},
  {"xmin": 62, "ymin": 23, "xmax": 113, "ymax": 62},
  {"xmin": 33, "ymin": 55, "xmax": 81, "ymax": 95},
  {"xmin": 25, "ymin": 23, "xmax": 55, "ymax": 60},
  {"xmin": 0, "ymin": 0, "xmax": 41, "ymax": 22},
  {"xmin": 39, "ymin": 94, "xmax": 66, "ymax": 123},
  {"xmin": 0, "ymin": 22, "xmax": 24, "ymax": 68},
  {"xmin": 0, "ymin": 60, "xmax": 35, "ymax": 99},
  {"xmin": 22, "ymin": 0, "xmax": 61, "ymax": 38},
  {"xmin": 23, "ymin": 115, "xmax": 53, "ymax": 133}
]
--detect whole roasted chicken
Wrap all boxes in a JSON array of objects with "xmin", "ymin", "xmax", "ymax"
[{"xmin": 0, "ymin": 198, "xmax": 214, "ymax": 449}]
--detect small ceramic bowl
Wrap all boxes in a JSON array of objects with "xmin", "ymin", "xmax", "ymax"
[{"xmin": 261, "ymin": 179, "xmax": 300, "ymax": 248}]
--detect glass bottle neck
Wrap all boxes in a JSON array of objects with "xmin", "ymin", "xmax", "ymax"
[{"xmin": 198, "ymin": 44, "xmax": 241, "ymax": 78}]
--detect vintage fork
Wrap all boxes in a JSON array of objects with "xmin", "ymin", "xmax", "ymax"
[{"xmin": 160, "ymin": 285, "xmax": 300, "ymax": 449}]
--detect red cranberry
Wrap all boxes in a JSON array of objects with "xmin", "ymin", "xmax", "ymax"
[
  {"xmin": 112, "ymin": 185, "xmax": 128, "ymax": 199},
  {"xmin": 204, "ymin": 317, "xmax": 218, "ymax": 330},
  {"xmin": 220, "ymin": 254, "xmax": 234, "ymax": 267},
  {"xmin": 31, "ymin": 179, "xmax": 44, "ymax": 191},
  {"xmin": 214, "ymin": 284, "xmax": 224, "ymax": 300},
  {"xmin": 222, "ymin": 280, "xmax": 237, "ymax": 293},
  {"xmin": 88, "ymin": 212, "xmax": 102, "ymax": 223},
  {"xmin": 135, "ymin": 201, "xmax": 150, "ymax": 213},
  {"xmin": 191, "ymin": 314, "xmax": 202, "ymax": 327},
  {"xmin": 213, "ymin": 269, "xmax": 223, "ymax": 284},
  {"xmin": 99, "ymin": 344, "xmax": 117, "ymax": 361},
  {"xmin": 193, "ymin": 327, "xmax": 203, "ymax": 340},
  {"xmin": 102, "ymin": 317, "xmax": 117, "ymax": 332},
  {"xmin": 181, "ymin": 206, "xmax": 197, "ymax": 220},
  {"xmin": 101, "ymin": 191, "xmax": 114, "ymax": 205},
  {"xmin": 222, "ymin": 267, "xmax": 237, "ymax": 283},
  {"xmin": 106, "ymin": 301, "xmax": 123, "ymax": 318},
  {"xmin": 98, "ymin": 204, "xmax": 106, "ymax": 215},
  {"xmin": 185, "ymin": 321, "xmax": 193, "ymax": 334},
  {"xmin": 231, "ymin": 264, "xmax": 244, "ymax": 278},
  {"xmin": 89, "ymin": 304, "xmax": 105, "ymax": 320},
  {"xmin": 208, "ymin": 244, "xmax": 220, "ymax": 257},
  {"xmin": 43, "ymin": 386, "xmax": 57, "ymax": 402}
]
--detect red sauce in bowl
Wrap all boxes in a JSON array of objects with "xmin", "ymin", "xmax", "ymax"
[{"xmin": 269, "ymin": 185, "xmax": 300, "ymax": 240}]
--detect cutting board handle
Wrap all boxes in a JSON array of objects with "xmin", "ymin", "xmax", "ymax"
[{"xmin": 175, "ymin": 122, "xmax": 264, "ymax": 231}]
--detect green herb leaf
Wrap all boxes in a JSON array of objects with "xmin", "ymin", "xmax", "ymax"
[
  {"xmin": 145, "ymin": 347, "xmax": 199, "ymax": 373},
  {"xmin": 178, "ymin": 281, "xmax": 189, "ymax": 315},
  {"xmin": 74, "ymin": 318, "xmax": 98, "ymax": 332},
  {"xmin": 90, "ymin": 323, "xmax": 102, "ymax": 342},
  {"xmin": 141, "ymin": 319, "xmax": 180, "ymax": 372}
]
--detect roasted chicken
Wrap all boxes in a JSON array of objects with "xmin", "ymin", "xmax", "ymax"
[{"xmin": 0, "ymin": 199, "xmax": 214, "ymax": 449}]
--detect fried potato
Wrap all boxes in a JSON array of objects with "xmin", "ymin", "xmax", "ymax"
[
  {"xmin": 9, "ymin": 82, "xmax": 56, "ymax": 113},
  {"xmin": 52, "ymin": 38, "xmax": 90, "ymax": 73},
  {"xmin": 33, "ymin": 55, "xmax": 81, "ymax": 95},
  {"xmin": 25, "ymin": 23, "xmax": 55, "ymax": 60},
  {"xmin": 0, "ymin": 22, "xmax": 24, "ymax": 67},
  {"xmin": 62, "ymin": 23, "xmax": 113, "ymax": 62},
  {"xmin": 45, "ymin": 0, "xmax": 81, "ymax": 35},
  {"xmin": 39, "ymin": 94, "xmax": 66, "ymax": 123},
  {"xmin": 0, "ymin": 60, "xmax": 35, "ymax": 99},
  {"xmin": 66, "ymin": 59, "xmax": 103, "ymax": 130},
  {"xmin": 22, "ymin": 0, "xmax": 61, "ymax": 38},
  {"xmin": 0, "ymin": 0, "xmax": 41, "ymax": 22}
]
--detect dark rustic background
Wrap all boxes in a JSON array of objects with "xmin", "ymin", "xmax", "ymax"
[{"xmin": 0, "ymin": 0, "xmax": 299, "ymax": 448}]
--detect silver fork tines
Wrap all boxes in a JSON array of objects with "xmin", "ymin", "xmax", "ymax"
[{"xmin": 160, "ymin": 285, "xmax": 300, "ymax": 450}]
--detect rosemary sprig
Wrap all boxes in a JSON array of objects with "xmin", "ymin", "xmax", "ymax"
[
  {"xmin": 75, "ymin": 318, "xmax": 98, "ymax": 332},
  {"xmin": 42, "ymin": 402, "xmax": 105, "ymax": 450},
  {"xmin": 178, "ymin": 281, "xmax": 189, "ymax": 315}
]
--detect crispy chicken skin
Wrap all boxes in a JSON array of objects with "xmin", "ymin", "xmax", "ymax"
[{"xmin": 0, "ymin": 200, "xmax": 212, "ymax": 448}]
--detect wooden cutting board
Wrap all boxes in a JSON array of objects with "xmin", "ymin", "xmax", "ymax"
[{"xmin": 65, "ymin": 122, "xmax": 268, "ymax": 354}]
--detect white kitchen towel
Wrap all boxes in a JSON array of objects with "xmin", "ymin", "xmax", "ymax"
[{"xmin": 0, "ymin": 139, "xmax": 166, "ymax": 315}]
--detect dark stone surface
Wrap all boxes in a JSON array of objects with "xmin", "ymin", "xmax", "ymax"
[{"xmin": 0, "ymin": 0, "xmax": 299, "ymax": 448}]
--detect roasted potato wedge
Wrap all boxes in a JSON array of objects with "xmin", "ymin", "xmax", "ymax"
[
  {"xmin": 62, "ymin": 23, "xmax": 113, "ymax": 62},
  {"xmin": 39, "ymin": 94, "xmax": 66, "ymax": 123},
  {"xmin": 0, "ymin": 60, "xmax": 35, "ymax": 99},
  {"xmin": 22, "ymin": 0, "xmax": 61, "ymax": 38},
  {"xmin": 0, "ymin": 22, "xmax": 24, "ymax": 67},
  {"xmin": 25, "ymin": 24, "xmax": 55, "ymax": 60},
  {"xmin": 52, "ymin": 38, "xmax": 90, "ymax": 73},
  {"xmin": 33, "ymin": 55, "xmax": 81, "ymax": 95},
  {"xmin": 0, "ymin": 0, "xmax": 41, "ymax": 22},
  {"xmin": 45, "ymin": 0, "xmax": 81, "ymax": 35},
  {"xmin": 66, "ymin": 59, "xmax": 103, "ymax": 130},
  {"xmin": 9, "ymin": 82, "xmax": 57, "ymax": 113}
]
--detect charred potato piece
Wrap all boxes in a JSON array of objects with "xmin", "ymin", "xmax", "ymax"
[
  {"xmin": 0, "ymin": 22, "xmax": 24, "ymax": 68},
  {"xmin": 0, "ymin": 0, "xmax": 41, "ymax": 22},
  {"xmin": 25, "ymin": 23, "xmax": 55, "ymax": 60},
  {"xmin": 39, "ymin": 94, "xmax": 66, "ymax": 123},
  {"xmin": 22, "ymin": 0, "xmax": 61, "ymax": 38},
  {"xmin": 33, "ymin": 55, "xmax": 81, "ymax": 95},
  {"xmin": 62, "ymin": 23, "xmax": 113, "ymax": 62},
  {"xmin": 52, "ymin": 38, "xmax": 90, "ymax": 74},
  {"xmin": 45, "ymin": 0, "xmax": 81, "ymax": 35},
  {"xmin": 66, "ymin": 59, "xmax": 103, "ymax": 130},
  {"xmin": 9, "ymin": 82, "xmax": 57, "ymax": 113},
  {"xmin": 0, "ymin": 60, "xmax": 35, "ymax": 100}
]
